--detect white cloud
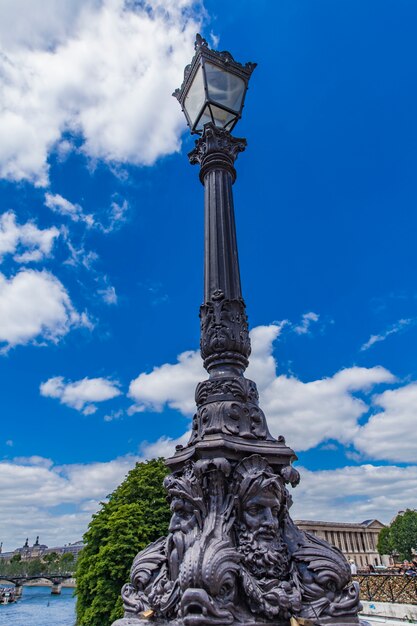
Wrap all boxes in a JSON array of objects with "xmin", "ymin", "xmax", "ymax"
[
  {"xmin": 12, "ymin": 456, "xmax": 53, "ymax": 469},
  {"xmin": 0, "ymin": 211, "xmax": 59, "ymax": 263},
  {"xmin": 294, "ymin": 311, "xmax": 320, "ymax": 335},
  {"xmin": 354, "ymin": 383, "xmax": 417, "ymax": 463},
  {"xmin": 292, "ymin": 464, "xmax": 417, "ymax": 524},
  {"xmin": 45, "ymin": 193, "xmax": 129, "ymax": 235},
  {"xmin": 99, "ymin": 285, "xmax": 118, "ymax": 305},
  {"xmin": 104, "ymin": 409, "xmax": 124, "ymax": 422},
  {"xmin": 0, "ymin": 269, "xmax": 88, "ymax": 350},
  {"xmin": 139, "ymin": 431, "xmax": 191, "ymax": 459},
  {"xmin": 5, "ymin": 440, "xmax": 13, "ymax": 447},
  {"xmin": 128, "ymin": 323, "xmax": 395, "ymax": 452},
  {"xmin": 360, "ymin": 318, "xmax": 414, "ymax": 351},
  {"xmin": 98, "ymin": 198, "xmax": 129, "ymax": 234},
  {"xmin": 0, "ymin": 0, "xmax": 88, "ymax": 51},
  {"xmin": 44, "ymin": 193, "xmax": 94, "ymax": 227},
  {"xmin": 0, "ymin": 453, "xmax": 140, "ymax": 550},
  {"xmin": 259, "ymin": 364, "xmax": 394, "ymax": 451},
  {"xmin": 62, "ymin": 232, "xmax": 98, "ymax": 270},
  {"xmin": 246, "ymin": 324, "xmax": 287, "ymax": 389},
  {"xmin": 0, "ymin": 452, "xmax": 416, "ymax": 551},
  {"xmin": 40, "ymin": 375, "xmax": 122, "ymax": 414},
  {"xmin": 129, "ymin": 349, "xmax": 205, "ymax": 414},
  {"xmin": 0, "ymin": 0, "xmax": 201, "ymax": 184}
]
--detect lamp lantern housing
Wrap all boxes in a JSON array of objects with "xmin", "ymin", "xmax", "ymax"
[{"xmin": 173, "ymin": 34, "xmax": 256, "ymax": 134}]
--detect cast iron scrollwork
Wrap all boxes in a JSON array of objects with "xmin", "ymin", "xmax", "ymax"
[
  {"xmin": 199, "ymin": 291, "xmax": 251, "ymax": 371},
  {"xmin": 115, "ymin": 456, "xmax": 361, "ymax": 626}
]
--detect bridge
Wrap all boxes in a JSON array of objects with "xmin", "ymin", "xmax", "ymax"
[{"xmin": 0, "ymin": 573, "xmax": 74, "ymax": 596}]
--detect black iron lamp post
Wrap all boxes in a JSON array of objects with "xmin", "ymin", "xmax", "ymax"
[
  {"xmin": 113, "ymin": 36, "xmax": 362, "ymax": 626},
  {"xmin": 166, "ymin": 36, "xmax": 296, "ymax": 472},
  {"xmin": 173, "ymin": 34, "xmax": 255, "ymax": 134}
]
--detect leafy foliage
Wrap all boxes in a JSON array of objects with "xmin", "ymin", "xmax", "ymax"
[
  {"xmin": 376, "ymin": 527, "xmax": 392, "ymax": 557},
  {"xmin": 377, "ymin": 509, "xmax": 417, "ymax": 561},
  {"xmin": 75, "ymin": 458, "xmax": 170, "ymax": 626},
  {"xmin": 0, "ymin": 550, "xmax": 76, "ymax": 578}
]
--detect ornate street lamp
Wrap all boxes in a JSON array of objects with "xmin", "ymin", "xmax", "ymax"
[
  {"xmin": 113, "ymin": 36, "xmax": 362, "ymax": 626},
  {"xmin": 173, "ymin": 34, "xmax": 256, "ymax": 134}
]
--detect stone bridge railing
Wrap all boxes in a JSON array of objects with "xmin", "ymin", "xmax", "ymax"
[
  {"xmin": 354, "ymin": 573, "xmax": 417, "ymax": 604},
  {"xmin": 0, "ymin": 573, "xmax": 73, "ymax": 584},
  {"xmin": 0, "ymin": 573, "xmax": 74, "ymax": 595}
]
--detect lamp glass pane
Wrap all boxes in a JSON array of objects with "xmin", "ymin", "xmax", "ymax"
[
  {"xmin": 205, "ymin": 62, "xmax": 246, "ymax": 113},
  {"xmin": 209, "ymin": 104, "xmax": 236, "ymax": 129},
  {"xmin": 184, "ymin": 66, "xmax": 206, "ymax": 126},
  {"xmin": 195, "ymin": 105, "xmax": 213, "ymax": 132}
]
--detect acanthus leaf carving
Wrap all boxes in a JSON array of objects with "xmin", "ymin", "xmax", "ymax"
[{"xmin": 118, "ymin": 457, "xmax": 361, "ymax": 626}]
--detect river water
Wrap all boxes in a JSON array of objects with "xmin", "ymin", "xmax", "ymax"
[{"xmin": 0, "ymin": 586, "xmax": 76, "ymax": 626}]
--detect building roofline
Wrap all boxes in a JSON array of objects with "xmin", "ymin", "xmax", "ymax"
[{"xmin": 295, "ymin": 519, "xmax": 385, "ymax": 528}]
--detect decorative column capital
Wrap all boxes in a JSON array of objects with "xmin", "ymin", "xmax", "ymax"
[{"xmin": 188, "ymin": 123, "xmax": 247, "ymax": 184}]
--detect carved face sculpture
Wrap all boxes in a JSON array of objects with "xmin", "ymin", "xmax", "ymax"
[
  {"xmin": 168, "ymin": 497, "xmax": 199, "ymax": 581},
  {"xmin": 235, "ymin": 473, "xmax": 289, "ymax": 580},
  {"xmin": 169, "ymin": 498, "xmax": 197, "ymax": 534},
  {"xmin": 241, "ymin": 486, "xmax": 280, "ymax": 543}
]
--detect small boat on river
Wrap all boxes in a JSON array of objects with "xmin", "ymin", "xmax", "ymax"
[{"xmin": 0, "ymin": 586, "xmax": 16, "ymax": 604}]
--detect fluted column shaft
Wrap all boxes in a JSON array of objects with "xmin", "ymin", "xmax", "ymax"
[
  {"xmin": 203, "ymin": 167, "xmax": 242, "ymax": 302},
  {"xmin": 189, "ymin": 123, "xmax": 250, "ymax": 376}
]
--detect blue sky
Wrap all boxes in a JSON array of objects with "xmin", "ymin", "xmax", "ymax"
[{"xmin": 1, "ymin": 0, "xmax": 417, "ymax": 550}]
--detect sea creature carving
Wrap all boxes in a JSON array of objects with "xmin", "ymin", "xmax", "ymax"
[{"xmin": 116, "ymin": 456, "xmax": 361, "ymax": 626}]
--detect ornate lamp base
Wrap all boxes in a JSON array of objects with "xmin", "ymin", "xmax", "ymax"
[
  {"xmin": 113, "ymin": 612, "xmax": 364, "ymax": 626},
  {"xmin": 112, "ymin": 455, "xmax": 362, "ymax": 626},
  {"xmin": 110, "ymin": 122, "xmax": 362, "ymax": 626}
]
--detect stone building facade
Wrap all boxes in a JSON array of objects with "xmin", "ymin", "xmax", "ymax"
[
  {"xmin": 0, "ymin": 537, "xmax": 83, "ymax": 561},
  {"xmin": 295, "ymin": 519, "xmax": 385, "ymax": 568}
]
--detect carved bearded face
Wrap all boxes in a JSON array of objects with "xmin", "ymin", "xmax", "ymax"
[
  {"xmin": 168, "ymin": 498, "xmax": 199, "ymax": 581},
  {"xmin": 242, "ymin": 488, "xmax": 280, "ymax": 542},
  {"xmin": 236, "ymin": 483, "xmax": 289, "ymax": 579},
  {"xmin": 169, "ymin": 498, "xmax": 197, "ymax": 534}
]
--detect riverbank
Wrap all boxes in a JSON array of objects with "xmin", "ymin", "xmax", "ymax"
[{"xmin": 0, "ymin": 585, "xmax": 76, "ymax": 626}]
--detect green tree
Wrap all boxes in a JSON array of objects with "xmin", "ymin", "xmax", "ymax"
[
  {"xmin": 75, "ymin": 458, "xmax": 170, "ymax": 626},
  {"xmin": 27, "ymin": 558, "xmax": 43, "ymax": 577},
  {"xmin": 377, "ymin": 510, "xmax": 417, "ymax": 561},
  {"xmin": 43, "ymin": 551, "xmax": 59, "ymax": 573},
  {"xmin": 59, "ymin": 552, "xmax": 75, "ymax": 573},
  {"xmin": 390, "ymin": 509, "xmax": 417, "ymax": 561},
  {"xmin": 10, "ymin": 553, "xmax": 21, "ymax": 563},
  {"xmin": 377, "ymin": 526, "xmax": 393, "ymax": 556}
]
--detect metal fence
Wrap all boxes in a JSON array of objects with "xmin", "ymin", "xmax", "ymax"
[{"xmin": 353, "ymin": 574, "xmax": 417, "ymax": 604}]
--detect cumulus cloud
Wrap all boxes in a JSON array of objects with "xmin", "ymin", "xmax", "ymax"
[
  {"xmin": 12, "ymin": 456, "xmax": 54, "ymax": 469},
  {"xmin": 294, "ymin": 311, "xmax": 320, "ymax": 335},
  {"xmin": 292, "ymin": 464, "xmax": 417, "ymax": 523},
  {"xmin": 0, "ymin": 0, "xmax": 201, "ymax": 184},
  {"xmin": 129, "ymin": 349, "xmax": 205, "ymax": 414},
  {"xmin": 139, "ymin": 431, "xmax": 192, "ymax": 459},
  {"xmin": 1, "ymin": 452, "xmax": 416, "ymax": 551},
  {"xmin": 361, "ymin": 318, "xmax": 415, "ymax": 351},
  {"xmin": 0, "ymin": 269, "xmax": 89, "ymax": 350},
  {"xmin": 40, "ymin": 376, "xmax": 122, "ymax": 414},
  {"xmin": 0, "ymin": 453, "xmax": 139, "ymax": 550},
  {"xmin": 259, "ymin": 364, "xmax": 394, "ymax": 451},
  {"xmin": 0, "ymin": 211, "xmax": 59, "ymax": 263},
  {"xmin": 128, "ymin": 323, "xmax": 395, "ymax": 451},
  {"xmin": 354, "ymin": 383, "xmax": 417, "ymax": 463}
]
